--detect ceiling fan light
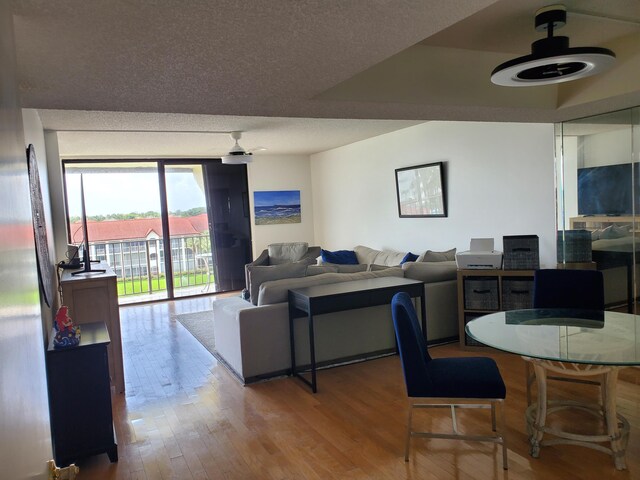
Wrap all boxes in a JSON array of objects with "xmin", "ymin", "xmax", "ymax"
[
  {"xmin": 221, "ymin": 153, "xmax": 253, "ymax": 164},
  {"xmin": 491, "ymin": 5, "xmax": 616, "ymax": 87},
  {"xmin": 491, "ymin": 49, "xmax": 616, "ymax": 87}
]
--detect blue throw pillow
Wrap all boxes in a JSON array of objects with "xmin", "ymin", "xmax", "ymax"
[
  {"xmin": 401, "ymin": 252, "xmax": 419, "ymax": 264},
  {"xmin": 321, "ymin": 249, "xmax": 359, "ymax": 265}
]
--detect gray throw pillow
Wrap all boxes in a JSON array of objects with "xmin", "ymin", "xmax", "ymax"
[
  {"xmin": 599, "ymin": 225, "xmax": 630, "ymax": 239},
  {"xmin": 268, "ymin": 242, "xmax": 309, "ymax": 265},
  {"xmin": 246, "ymin": 262, "xmax": 307, "ymax": 304},
  {"xmin": 420, "ymin": 248, "xmax": 457, "ymax": 262}
]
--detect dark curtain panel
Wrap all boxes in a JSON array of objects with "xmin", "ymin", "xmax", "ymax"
[{"xmin": 204, "ymin": 162, "xmax": 252, "ymax": 292}]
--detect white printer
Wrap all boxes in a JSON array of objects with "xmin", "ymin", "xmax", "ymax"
[{"xmin": 455, "ymin": 238, "xmax": 503, "ymax": 269}]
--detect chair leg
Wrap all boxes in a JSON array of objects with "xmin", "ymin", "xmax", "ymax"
[
  {"xmin": 450, "ymin": 405, "xmax": 459, "ymax": 434},
  {"xmin": 491, "ymin": 403, "xmax": 496, "ymax": 432},
  {"xmin": 405, "ymin": 403, "xmax": 413, "ymax": 462},
  {"xmin": 498, "ymin": 400, "xmax": 508, "ymax": 470}
]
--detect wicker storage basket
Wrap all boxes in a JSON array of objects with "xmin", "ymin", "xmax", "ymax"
[
  {"xmin": 464, "ymin": 277, "xmax": 499, "ymax": 310},
  {"xmin": 501, "ymin": 277, "xmax": 534, "ymax": 310},
  {"xmin": 503, "ymin": 235, "xmax": 540, "ymax": 270},
  {"xmin": 557, "ymin": 230, "xmax": 592, "ymax": 263}
]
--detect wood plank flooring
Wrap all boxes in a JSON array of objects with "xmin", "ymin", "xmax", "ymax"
[{"xmin": 76, "ymin": 295, "xmax": 640, "ymax": 479}]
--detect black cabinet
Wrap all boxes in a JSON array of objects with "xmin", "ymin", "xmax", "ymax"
[{"xmin": 46, "ymin": 322, "xmax": 118, "ymax": 467}]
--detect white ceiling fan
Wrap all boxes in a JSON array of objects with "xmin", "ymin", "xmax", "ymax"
[{"xmin": 221, "ymin": 131, "xmax": 265, "ymax": 164}]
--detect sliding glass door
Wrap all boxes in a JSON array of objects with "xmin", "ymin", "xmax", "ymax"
[
  {"xmin": 64, "ymin": 162, "xmax": 169, "ymax": 302},
  {"xmin": 63, "ymin": 159, "xmax": 251, "ymax": 304},
  {"xmin": 163, "ymin": 163, "xmax": 214, "ymax": 298}
]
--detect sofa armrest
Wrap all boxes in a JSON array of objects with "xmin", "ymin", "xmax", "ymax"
[
  {"xmin": 423, "ymin": 279, "xmax": 459, "ymax": 342},
  {"xmin": 402, "ymin": 261, "xmax": 457, "ymax": 283},
  {"xmin": 249, "ymin": 249, "xmax": 269, "ymax": 267},
  {"xmin": 244, "ymin": 249, "xmax": 269, "ymax": 295},
  {"xmin": 302, "ymin": 246, "xmax": 321, "ymax": 264},
  {"xmin": 211, "ymin": 297, "xmax": 255, "ymax": 379}
]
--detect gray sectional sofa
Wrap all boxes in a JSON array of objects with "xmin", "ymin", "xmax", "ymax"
[{"xmin": 212, "ymin": 245, "xmax": 459, "ymax": 384}]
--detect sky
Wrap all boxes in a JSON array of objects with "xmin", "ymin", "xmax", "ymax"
[
  {"xmin": 66, "ymin": 170, "xmax": 205, "ymax": 217},
  {"xmin": 253, "ymin": 190, "xmax": 300, "ymax": 207}
]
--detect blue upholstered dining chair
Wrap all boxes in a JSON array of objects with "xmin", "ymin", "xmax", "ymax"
[
  {"xmin": 526, "ymin": 268, "xmax": 605, "ymax": 404},
  {"xmin": 390, "ymin": 292, "xmax": 508, "ymax": 469}
]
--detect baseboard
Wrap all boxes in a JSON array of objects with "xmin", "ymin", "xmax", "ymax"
[{"xmin": 428, "ymin": 335, "xmax": 459, "ymax": 346}]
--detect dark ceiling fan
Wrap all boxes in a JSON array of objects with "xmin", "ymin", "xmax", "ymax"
[{"xmin": 491, "ymin": 4, "xmax": 616, "ymax": 87}]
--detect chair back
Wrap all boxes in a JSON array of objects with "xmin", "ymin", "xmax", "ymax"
[
  {"xmin": 533, "ymin": 269, "xmax": 604, "ymax": 310},
  {"xmin": 391, "ymin": 292, "xmax": 434, "ymax": 396}
]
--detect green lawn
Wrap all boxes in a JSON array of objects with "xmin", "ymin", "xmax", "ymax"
[{"xmin": 117, "ymin": 273, "xmax": 214, "ymax": 296}]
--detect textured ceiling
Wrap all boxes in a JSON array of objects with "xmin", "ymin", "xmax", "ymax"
[{"xmin": 11, "ymin": 0, "xmax": 640, "ymax": 157}]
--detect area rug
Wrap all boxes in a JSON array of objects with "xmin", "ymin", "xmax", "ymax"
[{"xmin": 173, "ymin": 310, "xmax": 216, "ymax": 357}]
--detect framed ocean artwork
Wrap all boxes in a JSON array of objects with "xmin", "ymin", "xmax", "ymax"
[{"xmin": 254, "ymin": 190, "xmax": 301, "ymax": 225}]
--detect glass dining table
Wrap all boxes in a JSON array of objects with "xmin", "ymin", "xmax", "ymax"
[{"xmin": 466, "ymin": 308, "xmax": 640, "ymax": 470}]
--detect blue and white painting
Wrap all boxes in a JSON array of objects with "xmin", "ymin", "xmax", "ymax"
[{"xmin": 254, "ymin": 190, "xmax": 301, "ymax": 225}]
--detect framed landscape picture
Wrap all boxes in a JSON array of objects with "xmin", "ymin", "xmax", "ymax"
[
  {"xmin": 395, "ymin": 162, "xmax": 447, "ymax": 218},
  {"xmin": 254, "ymin": 190, "xmax": 301, "ymax": 225}
]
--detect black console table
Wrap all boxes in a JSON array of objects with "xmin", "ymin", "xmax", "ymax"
[
  {"xmin": 288, "ymin": 276, "xmax": 425, "ymax": 393},
  {"xmin": 46, "ymin": 322, "xmax": 118, "ymax": 466}
]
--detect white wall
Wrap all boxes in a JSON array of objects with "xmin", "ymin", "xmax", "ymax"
[
  {"xmin": 43, "ymin": 131, "xmax": 69, "ymax": 263},
  {"xmin": 579, "ymin": 128, "xmax": 633, "ymax": 167},
  {"xmin": 246, "ymin": 154, "xmax": 315, "ymax": 257},
  {"xmin": 311, "ymin": 121, "xmax": 557, "ymax": 267},
  {"xmin": 2, "ymin": 4, "xmax": 53, "ymax": 473},
  {"xmin": 557, "ymin": 135, "xmax": 579, "ymax": 226},
  {"xmin": 22, "ymin": 109, "xmax": 55, "ymax": 260}
]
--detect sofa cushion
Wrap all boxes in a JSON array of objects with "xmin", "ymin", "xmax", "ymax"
[
  {"xmin": 321, "ymin": 249, "xmax": 358, "ymax": 265},
  {"xmin": 258, "ymin": 267, "xmax": 404, "ymax": 306},
  {"xmin": 369, "ymin": 264, "xmax": 391, "ymax": 271},
  {"xmin": 246, "ymin": 262, "xmax": 307, "ymax": 305},
  {"xmin": 419, "ymin": 248, "xmax": 457, "ymax": 262},
  {"xmin": 336, "ymin": 264, "xmax": 368, "ymax": 273},
  {"xmin": 306, "ymin": 265, "xmax": 339, "ymax": 276},
  {"xmin": 402, "ymin": 261, "xmax": 457, "ymax": 283},
  {"xmin": 320, "ymin": 263, "xmax": 368, "ymax": 273},
  {"xmin": 354, "ymin": 245, "xmax": 380, "ymax": 265},
  {"xmin": 374, "ymin": 249, "xmax": 406, "ymax": 266},
  {"xmin": 268, "ymin": 242, "xmax": 309, "ymax": 265},
  {"xmin": 354, "ymin": 245, "xmax": 406, "ymax": 266}
]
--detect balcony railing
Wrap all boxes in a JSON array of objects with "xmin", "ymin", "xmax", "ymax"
[{"xmin": 88, "ymin": 234, "xmax": 215, "ymax": 301}]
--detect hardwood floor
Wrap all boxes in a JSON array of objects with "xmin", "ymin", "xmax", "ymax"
[{"xmin": 76, "ymin": 296, "xmax": 640, "ymax": 479}]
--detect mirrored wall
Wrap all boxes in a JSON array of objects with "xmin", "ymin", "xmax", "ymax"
[{"xmin": 556, "ymin": 107, "xmax": 640, "ymax": 312}]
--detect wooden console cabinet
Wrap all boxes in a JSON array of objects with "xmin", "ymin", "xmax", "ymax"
[
  {"xmin": 47, "ymin": 322, "xmax": 118, "ymax": 466},
  {"xmin": 457, "ymin": 269, "xmax": 535, "ymax": 349},
  {"xmin": 60, "ymin": 262, "xmax": 124, "ymax": 393}
]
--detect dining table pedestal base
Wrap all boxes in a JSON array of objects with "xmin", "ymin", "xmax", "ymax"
[{"xmin": 524, "ymin": 358, "xmax": 630, "ymax": 470}]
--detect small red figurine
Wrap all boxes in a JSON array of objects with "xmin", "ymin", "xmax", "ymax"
[{"xmin": 53, "ymin": 305, "xmax": 81, "ymax": 348}]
